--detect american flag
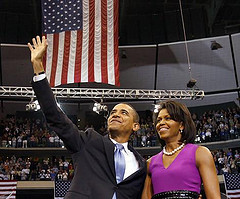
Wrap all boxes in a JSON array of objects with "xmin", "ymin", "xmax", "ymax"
[
  {"xmin": 0, "ymin": 180, "xmax": 17, "ymax": 199},
  {"xmin": 223, "ymin": 173, "xmax": 240, "ymax": 199},
  {"xmin": 41, "ymin": 0, "xmax": 120, "ymax": 87},
  {"xmin": 54, "ymin": 181, "xmax": 71, "ymax": 199}
]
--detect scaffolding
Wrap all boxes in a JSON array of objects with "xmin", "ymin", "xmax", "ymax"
[{"xmin": 0, "ymin": 86, "xmax": 204, "ymax": 100}]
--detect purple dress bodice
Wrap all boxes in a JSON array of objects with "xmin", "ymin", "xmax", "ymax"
[{"xmin": 149, "ymin": 144, "xmax": 201, "ymax": 194}]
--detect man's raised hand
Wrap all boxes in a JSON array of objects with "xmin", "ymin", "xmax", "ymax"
[{"xmin": 27, "ymin": 36, "xmax": 48, "ymax": 75}]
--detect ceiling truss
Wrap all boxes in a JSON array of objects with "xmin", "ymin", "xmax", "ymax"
[{"xmin": 0, "ymin": 86, "xmax": 204, "ymax": 101}]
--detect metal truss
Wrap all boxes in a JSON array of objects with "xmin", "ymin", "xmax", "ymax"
[{"xmin": 0, "ymin": 86, "xmax": 204, "ymax": 100}]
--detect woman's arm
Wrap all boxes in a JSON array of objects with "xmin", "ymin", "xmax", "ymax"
[
  {"xmin": 196, "ymin": 146, "xmax": 221, "ymax": 199},
  {"xmin": 141, "ymin": 158, "xmax": 153, "ymax": 199}
]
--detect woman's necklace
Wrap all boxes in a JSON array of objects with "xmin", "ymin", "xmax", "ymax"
[{"xmin": 163, "ymin": 143, "xmax": 185, "ymax": 156}]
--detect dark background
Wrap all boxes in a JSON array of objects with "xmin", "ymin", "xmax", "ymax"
[{"xmin": 1, "ymin": 0, "xmax": 240, "ymax": 45}]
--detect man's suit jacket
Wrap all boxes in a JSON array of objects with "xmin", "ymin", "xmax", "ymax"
[{"xmin": 32, "ymin": 78, "xmax": 147, "ymax": 199}]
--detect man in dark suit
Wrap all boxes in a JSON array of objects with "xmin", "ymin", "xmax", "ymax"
[{"xmin": 28, "ymin": 36, "xmax": 147, "ymax": 199}]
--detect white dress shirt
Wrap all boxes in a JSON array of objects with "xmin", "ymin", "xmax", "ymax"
[
  {"xmin": 110, "ymin": 138, "xmax": 139, "ymax": 180},
  {"xmin": 33, "ymin": 73, "xmax": 46, "ymax": 82}
]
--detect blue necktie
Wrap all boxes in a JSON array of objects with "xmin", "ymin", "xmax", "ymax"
[
  {"xmin": 112, "ymin": 143, "xmax": 126, "ymax": 199},
  {"xmin": 114, "ymin": 143, "xmax": 126, "ymax": 183}
]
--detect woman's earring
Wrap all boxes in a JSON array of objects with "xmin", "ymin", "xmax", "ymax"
[{"xmin": 180, "ymin": 129, "xmax": 183, "ymax": 134}]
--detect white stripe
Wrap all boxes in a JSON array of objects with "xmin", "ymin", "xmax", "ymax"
[
  {"xmin": 107, "ymin": 0, "xmax": 115, "ymax": 85},
  {"xmin": 0, "ymin": 191, "xmax": 16, "ymax": 194},
  {"xmin": 67, "ymin": 31, "xmax": 77, "ymax": 83},
  {"xmin": 0, "ymin": 182, "xmax": 17, "ymax": 185},
  {"xmin": 55, "ymin": 32, "xmax": 65, "ymax": 86},
  {"xmin": 0, "ymin": 186, "xmax": 16, "ymax": 190},
  {"xmin": 94, "ymin": 0, "xmax": 102, "ymax": 82},
  {"xmin": 226, "ymin": 194, "xmax": 240, "ymax": 198},
  {"xmin": 81, "ymin": 0, "xmax": 89, "ymax": 82},
  {"xmin": 6, "ymin": 196, "xmax": 15, "ymax": 199},
  {"xmin": 45, "ymin": 34, "xmax": 54, "ymax": 81},
  {"xmin": 227, "ymin": 190, "xmax": 240, "ymax": 193}
]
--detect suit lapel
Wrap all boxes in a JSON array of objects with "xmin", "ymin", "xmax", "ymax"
[
  {"xmin": 121, "ymin": 145, "xmax": 146, "ymax": 182},
  {"xmin": 128, "ymin": 144, "xmax": 146, "ymax": 169},
  {"xmin": 103, "ymin": 135, "xmax": 116, "ymax": 182}
]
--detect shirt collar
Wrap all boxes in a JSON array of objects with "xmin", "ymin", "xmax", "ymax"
[{"xmin": 110, "ymin": 137, "xmax": 129, "ymax": 155}]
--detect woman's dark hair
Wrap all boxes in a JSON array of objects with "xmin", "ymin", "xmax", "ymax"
[{"xmin": 153, "ymin": 100, "xmax": 196, "ymax": 146}]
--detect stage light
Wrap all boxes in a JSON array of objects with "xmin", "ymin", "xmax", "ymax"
[
  {"xmin": 121, "ymin": 50, "xmax": 127, "ymax": 59},
  {"xmin": 211, "ymin": 41, "xmax": 222, "ymax": 50},
  {"xmin": 187, "ymin": 78, "xmax": 197, "ymax": 88},
  {"xmin": 26, "ymin": 100, "xmax": 40, "ymax": 111},
  {"xmin": 92, "ymin": 102, "xmax": 108, "ymax": 115},
  {"xmin": 153, "ymin": 104, "xmax": 160, "ymax": 113}
]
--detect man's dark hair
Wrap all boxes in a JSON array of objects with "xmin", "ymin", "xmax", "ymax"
[{"xmin": 120, "ymin": 103, "xmax": 139, "ymax": 123}]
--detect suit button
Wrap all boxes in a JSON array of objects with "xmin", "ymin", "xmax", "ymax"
[{"xmin": 114, "ymin": 186, "xmax": 118, "ymax": 190}]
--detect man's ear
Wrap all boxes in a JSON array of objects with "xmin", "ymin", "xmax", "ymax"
[{"xmin": 133, "ymin": 123, "xmax": 140, "ymax": 132}]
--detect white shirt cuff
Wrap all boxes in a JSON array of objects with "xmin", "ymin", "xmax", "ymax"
[{"xmin": 33, "ymin": 73, "xmax": 46, "ymax": 82}]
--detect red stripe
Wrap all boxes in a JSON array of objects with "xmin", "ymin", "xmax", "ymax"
[
  {"xmin": 61, "ymin": 31, "xmax": 71, "ymax": 84},
  {"xmin": 88, "ymin": 0, "xmax": 95, "ymax": 82},
  {"xmin": 50, "ymin": 34, "xmax": 59, "ymax": 87},
  {"xmin": 227, "ymin": 192, "xmax": 240, "ymax": 195},
  {"xmin": 74, "ymin": 30, "xmax": 82, "ymax": 83},
  {"xmin": 101, "ymin": 0, "xmax": 108, "ymax": 84},
  {"xmin": 114, "ymin": 0, "xmax": 120, "ymax": 86},
  {"xmin": 42, "ymin": 33, "xmax": 47, "ymax": 71}
]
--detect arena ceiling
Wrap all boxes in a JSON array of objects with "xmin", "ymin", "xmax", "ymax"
[{"xmin": 1, "ymin": 0, "xmax": 240, "ymax": 45}]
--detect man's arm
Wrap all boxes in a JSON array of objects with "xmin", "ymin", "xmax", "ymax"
[{"xmin": 28, "ymin": 36, "xmax": 91, "ymax": 153}]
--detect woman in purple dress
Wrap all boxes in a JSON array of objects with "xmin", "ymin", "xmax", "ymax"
[{"xmin": 141, "ymin": 100, "xmax": 221, "ymax": 199}]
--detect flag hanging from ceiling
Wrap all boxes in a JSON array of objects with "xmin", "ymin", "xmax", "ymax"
[
  {"xmin": 223, "ymin": 173, "xmax": 240, "ymax": 199},
  {"xmin": 41, "ymin": 0, "xmax": 120, "ymax": 87},
  {"xmin": 0, "ymin": 180, "xmax": 17, "ymax": 199}
]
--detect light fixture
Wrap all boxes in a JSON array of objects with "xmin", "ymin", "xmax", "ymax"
[
  {"xmin": 26, "ymin": 99, "xmax": 40, "ymax": 111},
  {"xmin": 153, "ymin": 104, "xmax": 160, "ymax": 113},
  {"xmin": 187, "ymin": 78, "xmax": 197, "ymax": 89},
  {"xmin": 211, "ymin": 41, "xmax": 223, "ymax": 50},
  {"xmin": 92, "ymin": 102, "xmax": 108, "ymax": 115},
  {"xmin": 121, "ymin": 50, "xmax": 127, "ymax": 59}
]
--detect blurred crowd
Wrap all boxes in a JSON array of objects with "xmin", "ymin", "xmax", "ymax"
[
  {"xmin": 0, "ymin": 106, "xmax": 240, "ymax": 148},
  {"xmin": 0, "ymin": 117, "xmax": 64, "ymax": 148},
  {"xmin": 0, "ymin": 155, "xmax": 73, "ymax": 181},
  {"xmin": 212, "ymin": 148, "xmax": 240, "ymax": 175},
  {"xmin": 193, "ymin": 107, "xmax": 240, "ymax": 142},
  {"xmin": 0, "ymin": 147, "xmax": 239, "ymax": 181}
]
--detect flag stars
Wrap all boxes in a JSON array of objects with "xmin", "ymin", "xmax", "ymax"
[{"xmin": 42, "ymin": 0, "xmax": 82, "ymax": 34}]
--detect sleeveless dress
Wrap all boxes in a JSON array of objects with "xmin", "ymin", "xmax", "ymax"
[{"xmin": 149, "ymin": 144, "xmax": 201, "ymax": 199}]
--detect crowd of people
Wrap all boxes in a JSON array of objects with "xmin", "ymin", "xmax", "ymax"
[
  {"xmin": 212, "ymin": 148, "xmax": 240, "ymax": 175},
  {"xmin": 0, "ymin": 117, "xmax": 64, "ymax": 148},
  {"xmin": 0, "ymin": 106, "xmax": 240, "ymax": 148},
  {"xmin": 0, "ymin": 155, "xmax": 73, "ymax": 181},
  {"xmin": 0, "ymin": 147, "xmax": 239, "ymax": 182},
  {"xmin": 129, "ymin": 106, "xmax": 240, "ymax": 147}
]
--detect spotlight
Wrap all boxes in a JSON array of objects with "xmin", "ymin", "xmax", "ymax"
[
  {"xmin": 153, "ymin": 104, "xmax": 160, "ymax": 113},
  {"xmin": 187, "ymin": 78, "xmax": 197, "ymax": 89},
  {"xmin": 26, "ymin": 100, "xmax": 40, "ymax": 111},
  {"xmin": 92, "ymin": 102, "xmax": 108, "ymax": 114},
  {"xmin": 121, "ymin": 50, "xmax": 127, "ymax": 59},
  {"xmin": 211, "ymin": 41, "xmax": 222, "ymax": 50}
]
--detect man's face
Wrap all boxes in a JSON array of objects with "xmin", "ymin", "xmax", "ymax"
[{"xmin": 107, "ymin": 104, "xmax": 138, "ymax": 135}]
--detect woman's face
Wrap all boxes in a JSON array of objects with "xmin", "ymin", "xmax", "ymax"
[{"xmin": 156, "ymin": 108, "xmax": 183, "ymax": 141}]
